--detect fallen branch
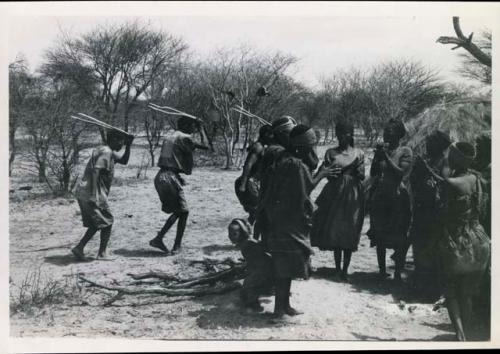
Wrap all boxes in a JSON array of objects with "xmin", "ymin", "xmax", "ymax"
[
  {"xmin": 167, "ymin": 264, "xmax": 247, "ymax": 289},
  {"xmin": 126, "ymin": 271, "xmax": 182, "ymax": 282},
  {"xmin": 126, "ymin": 263, "xmax": 247, "ymax": 289},
  {"xmin": 78, "ymin": 276, "xmax": 241, "ymax": 305}
]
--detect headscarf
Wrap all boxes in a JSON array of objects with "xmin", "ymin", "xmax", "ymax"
[
  {"xmin": 289, "ymin": 125, "xmax": 318, "ymax": 147},
  {"xmin": 450, "ymin": 141, "xmax": 476, "ymax": 169},
  {"xmin": 426, "ymin": 130, "xmax": 451, "ymax": 154},
  {"xmin": 272, "ymin": 115, "xmax": 296, "ymax": 135},
  {"xmin": 228, "ymin": 218, "xmax": 252, "ymax": 240},
  {"xmin": 385, "ymin": 118, "xmax": 407, "ymax": 140}
]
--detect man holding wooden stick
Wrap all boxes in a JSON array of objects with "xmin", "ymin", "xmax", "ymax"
[
  {"xmin": 149, "ymin": 115, "xmax": 209, "ymax": 255},
  {"xmin": 72, "ymin": 129, "xmax": 134, "ymax": 261}
]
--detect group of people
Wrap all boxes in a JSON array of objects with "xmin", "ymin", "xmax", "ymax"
[
  {"xmin": 232, "ymin": 116, "xmax": 491, "ymax": 340},
  {"xmin": 69, "ymin": 111, "xmax": 491, "ymax": 341},
  {"xmin": 71, "ymin": 116, "xmax": 207, "ymax": 261}
]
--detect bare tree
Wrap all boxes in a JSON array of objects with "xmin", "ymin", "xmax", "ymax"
[
  {"xmin": 41, "ymin": 21, "xmax": 188, "ymax": 138},
  {"xmin": 437, "ymin": 17, "xmax": 492, "ymax": 67},
  {"xmin": 21, "ymin": 77, "xmax": 55, "ymax": 183},
  {"xmin": 9, "ymin": 55, "xmax": 32, "ymax": 177},
  {"xmin": 437, "ymin": 17, "xmax": 491, "ymax": 86},
  {"xmin": 200, "ymin": 46, "xmax": 298, "ymax": 169}
]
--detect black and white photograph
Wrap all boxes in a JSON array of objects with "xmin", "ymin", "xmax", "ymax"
[{"xmin": 1, "ymin": 1, "xmax": 499, "ymax": 352}]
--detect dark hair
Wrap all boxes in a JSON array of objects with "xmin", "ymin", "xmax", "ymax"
[
  {"xmin": 106, "ymin": 130, "xmax": 124, "ymax": 144},
  {"xmin": 426, "ymin": 130, "xmax": 451, "ymax": 154},
  {"xmin": 271, "ymin": 117, "xmax": 289, "ymax": 129},
  {"xmin": 455, "ymin": 142, "xmax": 475, "ymax": 160},
  {"xmin": 289, "ymin": 124, "xmax": 311, "ymax": 140},
  {"xmin": 177, "ymin": 116, "xmax": 195, "ymax": 133},
  {"xmin": 259, "ymin": 124, "xmax": 273, "ymax": 137},
  {"xmin": 335, "ymin": 121, "xmax": 355, "ymax": 147},
  {"xmin": 385, "ymin": 118, "xmax": 407, "ymax": 140}
]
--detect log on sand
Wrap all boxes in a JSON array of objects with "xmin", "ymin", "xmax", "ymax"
[{"xmin": 78, "ymin": 276, "xmax": 242, "ymax": 306}]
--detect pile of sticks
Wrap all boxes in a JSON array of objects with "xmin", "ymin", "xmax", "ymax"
[{"xmin": 78, "ymin": 259, "xmax": 247, "ymax": 306}]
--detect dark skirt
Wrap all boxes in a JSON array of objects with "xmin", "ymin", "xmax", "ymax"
[
  {"xmin": 437, "ymin": 220, "xmax": 490, "ymax": 277},
  {"xmin": 271, "ymin": 249, "xmax": 311, "ymax": 280},
  {"xmin": 311, "ymin": 175, "xmax": 364, "ymax": 251},
  {"xmin": 154, "ymin": 169, "xmax": 188, "ymax": 214},
  {"xmin": 77, "ymin": 199, "xmax": 114, "ymax": 230},
  {"xmin": 369, "ymin": 180, "xmax": 411, "ymax": 249}
]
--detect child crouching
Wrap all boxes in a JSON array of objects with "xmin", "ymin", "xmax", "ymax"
[{"xmin": 228, "ymin": 218, "xmax": 273, "ymax": 312}]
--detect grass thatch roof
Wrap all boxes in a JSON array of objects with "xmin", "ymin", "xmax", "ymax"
[{"xmin": 404, "ymin": 99, "xmax": 491, "ymax": 152}]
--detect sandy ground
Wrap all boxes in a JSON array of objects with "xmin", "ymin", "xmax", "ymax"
[{"xmin": 9, "ymin": 142, "xmax": 458, "ymax": 341}]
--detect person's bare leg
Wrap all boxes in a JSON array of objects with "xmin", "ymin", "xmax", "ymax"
[
  {"xmin": 150, "ymin": 213, "xmax": 179, "ymax": 253},
  {"xmin": 334, "ymin": 248, "xmax": 342, "ymax": 277},
  {"xmin": 172, "ymin": 211, "xmax": 188, "ymax": 253},
  {"xmin": 377, "ymin": 247, "xmax": 389, "ymax": 278},
  {"xmin": 285, "ymin": 279, "xmax": 303, "ymax": 316},
  {"xmin": 72, "ymin": 228, "xmax": 97, "ymax": 260},
  {"xmin": 341, "ymin": 250, "xmax": 352, "ymax": 282},
  {"xmin": 273, "ymin": 278, "xmax": 288, "ymax": 317},
  {"xmin": 447, "ymin": 296, "xmax": 466, "ymax": 341},
  {"xmin": 394, "ymin": 247, "xmax": 405, "ymax": 282},
  {"xmin": 459, "ymin": 292, "xmax": 473, "ymax": 339},
  {"xmin": 97, "ymin": 226, "xmax": 113, "ymax": 260}
]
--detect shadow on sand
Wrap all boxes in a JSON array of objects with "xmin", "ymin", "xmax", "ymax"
[
  {"xmin": 113, "ymin": 248, "xmax": 169, "ymax": 258},
  {"xmin": 187, "ymin": 290, "xmax": 285, "ymax": 332},
  {"xmin": 351, "ymin": 332, "xmax": 457, "ymax": 341},
  {"xmin": 44, "ymin": 254, "xmax": 93, "ymax": 266},
  {"xmin": 202, "ymin": 244, "xmax": 238, "ymax": 255}
]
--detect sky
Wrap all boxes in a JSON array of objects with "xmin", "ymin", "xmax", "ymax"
[{"xmin": 7, "ymin": 13, "xmax": 494, "ymax": 89}]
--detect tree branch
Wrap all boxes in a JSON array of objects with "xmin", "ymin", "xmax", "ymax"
[{"xmin": 437, "ymin": 16, "xmax": 491, "ymax": 67}]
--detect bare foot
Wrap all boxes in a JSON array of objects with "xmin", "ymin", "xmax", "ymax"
[
  {"xmin": 96, "ymin": 252, "xmax": 116, "ymax": 261},
  {"xmin": 379, "ymin": 271, "xmax": 391, "ymax": 279},
  {"xmin": 285, "ymin": 306, "xmax": 303, "ymax": 316},
  {"xmin": 171, "ymin": 246, "xmax": 182, "ymax": 255},
  {"xmin": 71, "ymin": 247, "xmax": 85, "ymax": 261},
  {"xmin": 340, "ymin": 272, "xmax": 350, "ymax": 283},
  {"xmin": 149, "ymin": 238, "xmax": 169, "ymax": 253},
  {"xmin": 244, "ymin": 302, "xmax": 264, "ymax": 313}
]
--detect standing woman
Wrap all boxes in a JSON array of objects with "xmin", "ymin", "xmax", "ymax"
[
  {"xmin": 311, "ymin": 122, "xmax": 365, "ymax": 282},
  {"xmin": 368, "ymin": 119, "xmax": 413, "ymax": 281},
  {"xmin": 420, "ymin": 142, "xmax": 490, "ymax": 341},
  {"xmin": 409, "ymin": 130, "xmax": 451, "ymax": 288},
  {"xmin": 262, "ymin": 125, "xmax": 336, "ymax": 318}
]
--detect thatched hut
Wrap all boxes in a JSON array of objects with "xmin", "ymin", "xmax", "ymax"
[{"xmin": 404, "ymin": 98, "xmax": 491, "ymax": 154}]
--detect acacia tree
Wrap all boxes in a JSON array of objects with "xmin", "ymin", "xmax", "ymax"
[
  {"xmin": 41, "ymin": 21, "xmax": 188, "ymax": 137},
  {"xmin": 9, "ymin": 55, "xmax": 32, "ymax": 177},
  {"xmin": 199, "ymin": 46, "xmax": 298, "ymax": 169},
  {"xmin": 21, "ymin": 77, "xmax": 55, "ymax": 183},
  {"xmin": 45, "ymin": 83, "xmax": 94, "ymax": 194},
  {"xmin": 363, "ymin": 60, "xmax": 445, "ymax": 144}
]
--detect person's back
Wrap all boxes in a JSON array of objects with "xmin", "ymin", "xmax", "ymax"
[
  {"xmin": 76, "ymin": 145, "xmax": 115, "ymax": 208},
  {"xmin": 158, "ymin": 130, "xmax": 195, "ymax": 175},
  {"xmin": 228, "ymin": 218, "xmax": 273, "ymax": 312}
]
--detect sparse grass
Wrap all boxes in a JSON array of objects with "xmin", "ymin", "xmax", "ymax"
[{"xmin": 10, "ymin": 268, "xmax": 88, "ymax": 315}]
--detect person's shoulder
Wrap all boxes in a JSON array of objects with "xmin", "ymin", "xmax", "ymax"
[
  {"xmin": 95, "ymin": 145, "xmax": 113, "ymax": 157},
  {"xmin": 353, "ymin": 147, "xmax": 365, "ymax": 156},
  {"xmin": 399, "ymin": 145, "xmax": 413, "ymax": 155},
  {"xmin": 325, "ymin": 147, "xmax": 340, "ymax": 157},
  {"xmin": 280, "ymin": 155, "xmax": 305, "ymax": 170},
  {"xmin": 250, "ymin": 142, "xmax": 265, "ymax": 154},
  {"xmin": 175, "ymin": 131, "xmax": 193, "ymax": 140}
]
